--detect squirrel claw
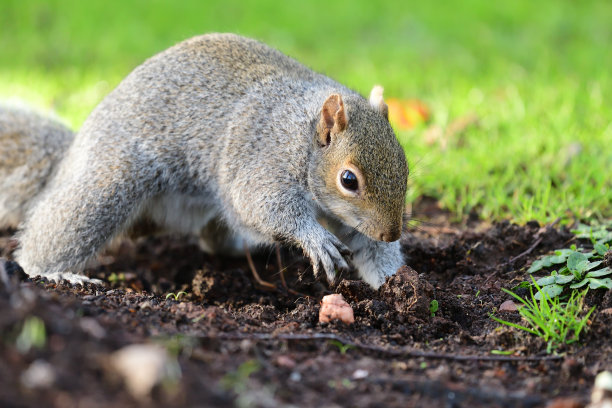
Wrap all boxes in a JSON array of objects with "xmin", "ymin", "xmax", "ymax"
[{"xmin": 302, "ymin": 230, "xmax": 351, "ymax": 286}]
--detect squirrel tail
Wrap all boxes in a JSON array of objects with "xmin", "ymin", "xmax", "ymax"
[{"xmin": 0, "ymin": 105, "xmax": 74, "ymax": 229}]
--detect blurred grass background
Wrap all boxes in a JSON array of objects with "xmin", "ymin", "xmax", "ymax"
[{"xmin": 1, "ymin": 0, "xmax": 611, "ymax": 223}]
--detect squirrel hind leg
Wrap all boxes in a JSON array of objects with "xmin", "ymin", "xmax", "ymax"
[
  {"xmin": 198, "ymin": 217, "xmax": 264, "ymax": 257},
  {"xmin": 15, "ymin": 167, "xmax": 145, "ymax": 279}
]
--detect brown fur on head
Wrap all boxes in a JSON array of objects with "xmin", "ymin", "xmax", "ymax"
[{"xmin": 310, "ymin": 89, "xmax": 408, "ymax": 242}]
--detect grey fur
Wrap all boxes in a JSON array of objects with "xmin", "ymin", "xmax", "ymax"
[
  {"xmin": 0, "ymin": 106, "xmax": 74, "ymax": 228},
  {"xmin": 13, "ymin": 34, "xmax": 409, "ymax": 288}
]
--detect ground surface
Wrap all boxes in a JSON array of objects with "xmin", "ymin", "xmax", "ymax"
[{"xmin": 1, "ymin": 210, "xmax": 610, "ymax": 408}]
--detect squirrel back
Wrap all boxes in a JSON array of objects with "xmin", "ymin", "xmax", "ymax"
[{"xmin": 0, "ymin": 106, "xmax": 74, "ymax": 228}]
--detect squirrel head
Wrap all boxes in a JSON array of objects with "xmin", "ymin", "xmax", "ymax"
[{"xmin": 309, "ymin": 86, "xmax": 408, "ymax": 242}]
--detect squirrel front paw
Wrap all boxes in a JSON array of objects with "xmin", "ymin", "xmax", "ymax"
[{"xmin": 298, "ymin": 229, "xmax": 352, "ymax": 285}]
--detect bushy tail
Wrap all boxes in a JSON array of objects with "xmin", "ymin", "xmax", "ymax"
[{"xmin": 0, "ymin": 105, "xmax": 74, "ymax": 228}]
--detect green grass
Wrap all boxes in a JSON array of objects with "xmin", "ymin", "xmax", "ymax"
[
  {"xmin": 2, "ymin": 0, "xmax": 611, "ymax": 223},
  {"xmin": 491, "ymin": 280, "xmax": 594, "ymax": 353}
]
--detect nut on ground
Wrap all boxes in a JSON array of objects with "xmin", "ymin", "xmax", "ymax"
[{"xmin": 319, "ymin": 294, "xmax": 354, "ymax": 324}]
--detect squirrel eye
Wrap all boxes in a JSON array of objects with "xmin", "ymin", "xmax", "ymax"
[{"xmin": 340, "ymin": 170, "xmax": 358, "ymax": 191}]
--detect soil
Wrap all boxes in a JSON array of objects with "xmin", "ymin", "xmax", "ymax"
[{"xmin": 1, "ymin": 207, "xmax": 611, "ymax": 407}]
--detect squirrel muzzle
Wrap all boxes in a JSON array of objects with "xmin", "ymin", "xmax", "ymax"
[{"xmin": 367, "ymin": 217, "xmax": 402, "ymax": 242}]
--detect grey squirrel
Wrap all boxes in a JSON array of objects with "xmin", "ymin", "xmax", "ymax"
[{"xmin": 2, "ymin": 33, "xmax": 409, "ymax": 289}]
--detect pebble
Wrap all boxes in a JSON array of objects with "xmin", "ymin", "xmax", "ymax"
[
  {"xmin": 588, "ymin": 371, "xmax": 612, "ymax": 408},
  {"xmin": 20, "ymin": 360, "xmax": 56, "ymax": 389},
  {"xmin": 499, "ymin": 300, "xmax": 519, "ymax": 312},
  {"xmin": 110, "ymin": 344, "xmax": 180, "ymax": 399},
  {"xmin": 275, "ymin": 355, "xmax": 296, "ymax": 369},
  {"xmin": 352, "ymin": 369, "xmax": 369, "ymax": 380}
]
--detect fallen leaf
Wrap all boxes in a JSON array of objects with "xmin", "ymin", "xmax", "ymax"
[{"xmin": 387, "ymin": 98, "xmax": 430, "ymax": 130}]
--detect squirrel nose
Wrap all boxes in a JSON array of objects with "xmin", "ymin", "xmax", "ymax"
[{"xmin": 379, "ymin": 229, "xmax": 401, "ymax": 242}]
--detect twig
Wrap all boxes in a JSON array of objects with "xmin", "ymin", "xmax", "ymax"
[
  {"xmin": 275, "ymin": 243, "xmax": 287, "ymax": 289},
  {"xmin": 367, "ymin": 377, "xmax": 543, "ymax": 408},
  {"xmin": 507, "ymin": 236, "xmax": 543, "ymax": 264},
  {"xmin": 243, "ymin": 242, "xmax": 309, "ymax": 297},
  {"xmin": 549, "ymin": 217, "xmax": 562, "ymax": 228},
  {"xmin": 200, "ymin": 332, "xmax": 563, "ymax": 362},
  {"xmin": 483, "ymin": 218, "xmax": 561, "ymax": 284},
  {"xmin": 243, "ymin": 242, "xmax": 276, "ymax": 291}
]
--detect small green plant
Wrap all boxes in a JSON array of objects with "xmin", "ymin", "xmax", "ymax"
[
  {"xmin": 490, "ymin": 349, "xmax": 514, "ymax": 356},
  {"xmin": 220, "ymin": 360, "xmax": 261, "ymax": 394},
  {"xmin": 165, "ymin": 291, "xmax": 188, "ymax": 301},
  {"xmin": 327, "ymin": 378, "xmax": 356, "ymax": 389},
  {"xmin": 192, "ymin": 313, "xmax": 207, "ymax": 323},
  {"xmin": 573, "ymin": 222, "xmax": 612, "ymax": 243},
  {"xmin": 328, "ymin": 339, "xmax": 355, "ymax": 355},
  {"xmin": 429, "ymin": 300, "xmax": 439, "ymax": 317},
  {"xmin": 491, "ymin": 279, "xmax": 594, "ymax": 353},
  {"xmin": 107, "ymin": 272, "xmax": 126, "ymax": 284},
  {"xmin": 16, "ymin": 316, "xmax": 46, "ymax": 353},
  {"xmin": 526, "ymin": 222, "xmax": 612, "ymax": 299},
  {"xmin": 155, "ymin": 334, "xmax": 199, "ymax": 358}
]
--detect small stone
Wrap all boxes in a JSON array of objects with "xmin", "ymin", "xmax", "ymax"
[
  {"xmin": 289, "ymin": 372, "xmax": 302, "ymax": 382},
  {"xmin": 20, "ymin": 360, "xmax": 56, "ymax": 389},
  {"xmin": 275, "ymin": 355, "xmax": 296, "ymax": 369},
  {"xmin": 352, "ymin": 369, "xmax": 369, "ymax": 379},
  {"xmin": 110, "ymin": 344, "xmax": 180, "ymax": 399},
  {"xmin": 590, "ymin": 371, "xmax": 612, "ymax": 408},
  {"xmin": 138, "ymin": 300, "xmax": 153, "ymax": 310},
  {"xmin": 499, "ymin": 300, "xmax": 519, "ymax": 312},
  {"xmin": 595, "ymin": 371, "xmax": 612, "ymax": 391}
]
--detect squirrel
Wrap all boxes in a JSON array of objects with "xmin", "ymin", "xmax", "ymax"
[{"xmin": 3, "ymin": 33, "xmax": 409, "ymax": 289}]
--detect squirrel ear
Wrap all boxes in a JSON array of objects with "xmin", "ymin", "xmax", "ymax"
[
  {"xmin": 369, "ymin": 85, "xmax": 389, "ymax": 120},
  {"xmin": 317, "ymin": 94, "xmax": 348, "ymax": 147}
]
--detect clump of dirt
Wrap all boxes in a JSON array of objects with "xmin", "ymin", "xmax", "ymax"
[
  {"xmin": 335, "ymin": 279, "xmax": 376, "ymax": 303},
  {"xmin": 191, "ymin": 266, "xmax": 254, "ymax": 304},
  {"xmin": 604, "ymin": 250, "xmax": 612, "ymax": 267},
  {"xmin": 379, "ymin": 265, "xmax": 434, "ymax": 319},
  {"xmin": 0, "ymin": 219, "xmax": 609, "ymax": 408}
]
